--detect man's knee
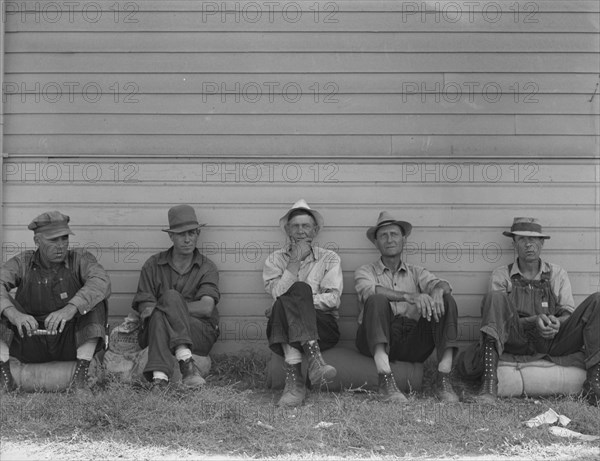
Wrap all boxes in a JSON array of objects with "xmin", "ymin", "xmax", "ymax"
[
  {"xmin": 364, "ymin": 294, "xmax": 390, "ymax": 312},
  {"xmin": 287, "ymin": 281, "xmax": 312, "ymax": 298},
  {"xmin": 159, "ymin": 289, "xmax": 186, "ymax": 307},
  {"xmin": 481, "ymin": 291, "xmax": 512, "ymax": 315}
]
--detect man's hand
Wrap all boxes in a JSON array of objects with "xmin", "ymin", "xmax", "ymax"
[
  {"xmin": 3, "ymin": 306, "xmax": 38, "ymax": 337},
  {"xmin": 408, "ymin": 293, "xmax": 437, "ymax": 322},
  {"xmin": 289, "ymin": 241, "xmax": 312, "ymax": 263},
  {"xmin": 536, "ymin": 314, "xmax": 559, "ymax": 339},
  {"xmin": 140, "ymin": 305, "xmax": 155, "ymax": 322},
  {"xmin": 264, "ymin": 306, "xmax": 273, "ymax": 318},
  {"xmin": 430, "ymin": 288, "xmax": 446, "ymax": 322},
  {"xmin": 44, "ymin": 304, "xmax": 78, "ymax": 334}
]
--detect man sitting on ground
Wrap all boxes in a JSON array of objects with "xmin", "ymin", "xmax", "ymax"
[
  {"xmin": 263, "ymin": 199, "xmax": 342, "ymax": 406},
  {"xmin": 133, "ymin": 205, "xmax": 220, "ymax": 391},
  {"xmin": 0, "ymin": 211, "xmax": 110, "ymax": 393}
]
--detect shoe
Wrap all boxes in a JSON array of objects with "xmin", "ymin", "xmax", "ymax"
[
  {"xmin": 0, "ymin": 360, "xmax": 16, "ymax": 393},
  {"xmin": 69, "ymin": 359, "xmax": 91, "ymax": 391},
  {"xmin": 278, "ymin": 362, "xmax": 306, "ymax": 407},
  {"xmin": 584, "ymin": 363, "xmax": 600, "ymax": 406},
  {"xmin": 302, "ymin": 342, "xmax": 336, "ymax": 386},
  {"xmin": 475, "ymin": 337, "xmax": 498, "ymax": 403},
  {"xmin": 150, "ymin": 378, "xmax": 169, "ymax": 393},
  {"xmin": 377, "ymin": 372, "xmax": 408, "ymax": 403},
  {"xmin": 435, "ymin": 371, "xmax": 459, "ymax": 403},
  {"xmin": 179, "ymin": 357, "xmax": 206, "ymax": 388}
]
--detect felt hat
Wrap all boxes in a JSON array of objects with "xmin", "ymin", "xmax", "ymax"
[
  {"xmin": 28, "ymin": 211, "xmax": 74, "ymax": 239},
  {"xmin": 366, "ymin": 211, "xmax": 412, "ymax": 243},
  {"xmin": 502, "ymin": 217, "xmax": 550, "ymax": 239},
  {"xmin": 279, "ymin": 199, "xmax": 324, "ymax": 229},
  {"xmin": 162, "ymin": 205, "xmax": 205, "ymax": 233}
]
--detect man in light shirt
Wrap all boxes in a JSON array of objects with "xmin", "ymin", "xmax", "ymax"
[
  {"xmin": 458, "ymin": 217, "xmax": 600, "ymax": 404},
  {"xmin": 263, "ymin": 199, "xmax": 342, "ymax": 407},
  {"xmin": 354, "ymin": 212, "xmax": 460, "ymax": 403}
]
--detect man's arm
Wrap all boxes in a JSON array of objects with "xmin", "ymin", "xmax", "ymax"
[
  {"xmin": 0, "ymin": 255, "xmax": 24, "ymax": 318},
  {"xmin": 190, "ymin": 259, "xmax": 220, "ymax": 318},
  {"xmin": 67, "ymin": 249, "xmax": 111, "ymax": 315},
  {"xmin": 313, "ymin": 252, "xmax": 343, "ymax": 310},
  {"xmin": 188, "ymin": 296, "xmax": 216, "ymax": 318},
  {"xmin": 264, "ymin": 249, "xmax": 297, "ymax": 299},
  {"xmin": 132, "ymin": 259, "xmax": 158, "ymax": 319}
]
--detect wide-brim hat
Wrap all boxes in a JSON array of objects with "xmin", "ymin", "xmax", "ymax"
[
  {"xmin": 502, "ymin": 217, "xmax": 550, "ymax": 239},
  {"xmin": 28, "ymin": 211, "xmax": 75, "ymax": 239},
  {"xmin": 367, "ymin": 211, "xmax": 412, "ymax": 243},
  {"xmin": 162, "ymin": 205, "xmax": 206, "ymax": 233},
  {"xmin": 279, "ymin": 199, "xmax": 324, "ymax": 229}
]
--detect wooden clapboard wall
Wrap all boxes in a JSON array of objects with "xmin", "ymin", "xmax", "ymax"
[{"xmin": 1, "ymin": 1, "xmax": 599, "ymax": 354}]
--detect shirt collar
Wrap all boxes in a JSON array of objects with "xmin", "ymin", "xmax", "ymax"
[
  {"xmin": 511, "ymin": 258, "xmax": 550, "ymax": 279},
  {"xmin": 375, "ymin": 257, "xmax": 407, "ymax": 276},
  {"xmin": 158, "ymin": 247, "xmax": 204, "ymax": 268}
]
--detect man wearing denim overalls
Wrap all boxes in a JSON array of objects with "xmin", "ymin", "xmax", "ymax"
[
  {"xmin": 459, "ymin": 217, "xmax": 600, "ymax": 405},
  {"xmin": 0, "ymin": 211, "xmax": 110, "ymax": 393}
]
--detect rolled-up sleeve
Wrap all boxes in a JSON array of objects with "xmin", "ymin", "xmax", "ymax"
[
  {"xmin": 313, "ymin": 253, "xmax": 343, "ymax": 311},
  {"xmin": 70, "ymin": 250, "xmax": 111, "ymax": 315},
  {"xmin": 416, "ymin": 267, "xmax": 451, "ymax": 295},
  {"xmin": 195, "ymin": 259, "xmax": 220, "ymax": 304},
  {"xmin": 553, "ymin": 266, "xmax": 575, "ymax": 314},
  {"xmin": 0, "ymin": 256, "xmax": 23, "ymax": 317},
  {"xmin": 489, "ymin": 266, "xmax": 511, "ymax": 293},
  {"xmin": 354, "ymin": 264, "xmax": 377, "ymax": 304},
  {"xmin": 132, "ymin": 260, "xmax": 158, "ymax": 311}
]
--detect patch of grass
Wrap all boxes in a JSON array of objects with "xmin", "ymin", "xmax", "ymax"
[{"xmin": 1, "ymin": 354, "xmax": 599, "ymax": 460}]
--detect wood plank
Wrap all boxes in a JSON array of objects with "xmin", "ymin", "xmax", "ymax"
[
  {"xmin": 6, "ymin": 32, "xmax": 599, "ymax": 52},
  {"xmin": 6, "ymin": 94, "xmax": 597, "ymax": 116},
  {"xmin": 516, "ymin": 115, "xmax": 600, "ymax": 135},
  {"xmin": 3, "ymin": 159, "xmax": 596, "ymax": 183},
  {"xmin": 5, "ymin": 11, "xmax": 597, "ymax": 32},
  {"xmin": 5, "ymin": 53, "xmax": 598, "ymax": 73},
  {"xmin": 10, "ymin": 1, "xmax": 600, "ymax": 13},
  {"xmin": 3, "ymin": 114, "xmax": 519, "ymax": 135},
  {"xmin": 4, "ymin": 73, "xmax": 596, "ymax": 94},
  {"xmin": 3, "ymin": 182, "xmax": 597, "ymax": 205},
  {"xmin": 4, "ymin": 134, "xmax": 598, "ymax": 157},
  {"xmin": 5, "ymin": 201, "xmax": 598, "ymax": 227}
]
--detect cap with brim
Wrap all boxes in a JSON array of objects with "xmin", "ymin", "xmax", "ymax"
[
  {"xmin": 279, "ymin": 199, "xmax": 324, "ymax": 229},
  {"xmin": 28, "ymin": 211, "xmax": 74, "ymax": 239},
  {"xmin": 162, "ymin": 205, "xmax": 206, "ymax": 233},
  {"xmin": 502, "ymin": 217, "xmax": 550, "ymax": 239},
  {"xmin": 367, "ymin": 211, "xmax": 412, "ymax": 243}
]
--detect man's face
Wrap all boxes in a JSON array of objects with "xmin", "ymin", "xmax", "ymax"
[
  {"xmin": 169, "ymin": 229, "xmax": 200, "ymax": 256},
  {"xmin": 374, "ymin": 224, "xmax": 405, "ymax": 257},
  {"xmin": 35, "ymin": 234, "xmax": 69, "ymax": 263},
  {"xmin": 513, "ymin": 235, "xmax": 544, "ymax": 263},
  {"xmin": 285, "ymin": 214, "xmax": 318, "ymax": 243}
]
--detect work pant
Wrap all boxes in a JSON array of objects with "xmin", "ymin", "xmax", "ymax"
[
  {"xmin": 458, "ymin": 292, "xmax": 600, "ymax": 378},
  {"xmin": 356, "ymin": 293, "xmax": 460, "ymax": 363},
  {"xmin": 266, "ymin": 282, "xmax": 340, "ymax": 357},
  {"xmin": 138, "ymin": 289, "xmax": 219, "ymax": 381}
]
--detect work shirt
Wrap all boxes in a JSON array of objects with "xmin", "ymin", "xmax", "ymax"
[
  {"xmin": 489, "ymin": 258, "xmax": 575, "ymax": 314},
  {"xmin": 263, "ymin": 245, "xmax": 343, "ymax": 318},
  {"xmin": 0, "ymin": 249, "xmax": 111, "ymax": 317},
  {"xmin": 354, "ymin": 258, "xmax": 450, "ymax": 323},
  {"xmin": 132, "ymin": 247, "xmax": 220, "ymax": 314}
]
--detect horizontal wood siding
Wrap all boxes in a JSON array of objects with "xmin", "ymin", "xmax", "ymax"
[{"xmin": 2, "ymin": 1, "xmax": 599, "ymax": 354}]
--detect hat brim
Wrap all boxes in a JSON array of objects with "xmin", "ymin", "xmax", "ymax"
[
  {"xmin": 40, "ymin": 228, "xmax": 74, "ymax": 239},
  {"xmin": 503, "ymin": 230, "xmax": 550, "ymax": 239},
  {"xmin": 279, "ymin": 207, "xmax": 324, "ymax": 229},
  {"xmin": 162, "ymin": 223, "xmax": 205, "ymax": 233},
  {"xmin": 367, "ymin": 220, "xmax": 412, "ymax": 242}
]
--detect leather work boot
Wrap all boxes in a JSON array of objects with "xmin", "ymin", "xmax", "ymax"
[
  {"xmin": 179, "ymin": 357, "xmax": 206, "ymax": 388},
  {"xmin": 278, "ymin": 362, "xmax": 306, "ymax": 407},
  {"xmin": 435, "ymin": 371, "xmax": 459, "ymax": 403},
  {"xmin": 0, "ymin": 360, "xmax": 17, "ymax": 393},
  {"xmin": 302, "ymin": 341, "xmax": 336, "ymax": 386},
  {"xmin": 69, "ymin": 358, "xmax": 92, "ymax": 395},
  {"xmin": 377, "ymin": 372, "xmax": 408, "ymax": 403},
  {"xmin": 583, "ymin": 362, "xmax": 600, "ymax": 406},
  {"xmin": 475, "ymin": 337, "xmax": 499, "ymax": 403}
]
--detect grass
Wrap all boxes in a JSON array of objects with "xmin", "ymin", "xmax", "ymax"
[{"xmin": 1, "ymin": 353, "xmax": 599, "ymax": 460}]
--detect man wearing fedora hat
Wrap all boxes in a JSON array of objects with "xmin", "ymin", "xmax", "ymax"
[
  {"xmin": 458, "ymin": 217, "xmax": 600, "ymax": 404},
  {"xmin": 263, "ymin": 199, "xmax": 342, "ymax": 406},
  {"xmin": 132, "ymin": 205, "xmax": 220, "ymax": 390},
  {"xmin": 354, "ymin": 211, "xmax": 460, "ymax": 403},
  {"xmin": 0, "ymin": 211, "xmax": 110, "ymax": 393}
]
